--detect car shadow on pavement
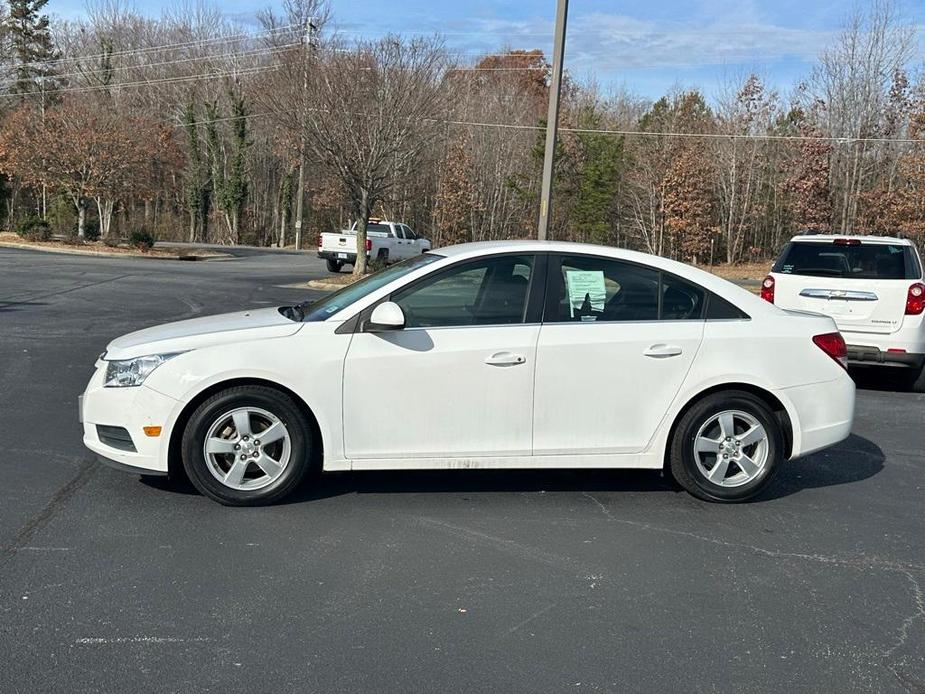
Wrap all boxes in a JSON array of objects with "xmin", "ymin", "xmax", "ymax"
[
  {"xmin": 140, "ymin": 435, "xmax": 884, "ymax": 505},
  {"xmin": 757, "ymin": 433, "xmax": 884, "ymax": 501},
  {"xmin": 849, "ymin": 366, "xmax": 916, "ymax": 393}
]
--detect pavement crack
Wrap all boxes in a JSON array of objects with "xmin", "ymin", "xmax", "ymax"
[
  {"xmin": 0, "ymin": 458, "xmax": 97, "ymax": 567},
  {"xmin": 883, "ymin": 570, "xmax": 925, "ymax": 692},
  {"xmin": 0, "ymin": 273, "xmax": 134, "ymax": 309},
  {"xmin": 580, "ymin": 492, "xmax": 925, "ymax": 574}
]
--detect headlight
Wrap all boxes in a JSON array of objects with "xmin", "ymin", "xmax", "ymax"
[{"xmin": 104, "ymin": 353, "xmax": 184, "ymax": 388}]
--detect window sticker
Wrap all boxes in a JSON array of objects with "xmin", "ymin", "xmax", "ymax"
[{"xmin": 565, "ymin": 270, "xmax": 606, "ymax": 319}]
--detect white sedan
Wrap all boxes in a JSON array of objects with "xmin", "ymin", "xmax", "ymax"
[{"xmin": 80, "ymin": 241, "xmax": 855, "ymax": 505}]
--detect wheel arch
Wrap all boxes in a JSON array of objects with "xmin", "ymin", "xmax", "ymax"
[
  {"xmin": 662, "ymin": 382, "xmax": 794, "ymax": 471},
  {"xmin": 166, "ymin": 377, "xmax": 324, "ymax": 480}
]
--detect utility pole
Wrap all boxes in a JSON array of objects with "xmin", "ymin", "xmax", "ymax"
[
  {"xmin": 292, "ymin": 17, "xmax": 317, "ymax": 250},
  {"xmin": 537, "ymin": 0, "xmax": 569, "ymax": 241}
]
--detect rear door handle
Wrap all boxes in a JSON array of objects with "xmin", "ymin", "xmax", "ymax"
[
  {"xmin": 643, "ymin": 344, "xmax": 683, "ymax": 358},
  {"xmin": 485, "ymin": 351, "xmax": 526, "ymax": 366}
]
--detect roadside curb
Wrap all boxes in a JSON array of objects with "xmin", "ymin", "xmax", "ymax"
[
  {"xmin": 0, "ymin": 241, "xmax": 231, "ymax": 262},
  {"xmin": 305, "ymin": 278, "xmax": 357, "ymax": 290}
]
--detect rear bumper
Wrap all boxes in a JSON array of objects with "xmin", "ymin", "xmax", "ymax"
[
  {"xmin": 318, "ymin": 250, "xmax": 368, "ymax": 263},
  {"xmin": 781, "ymin": 375, "xmax": 855, "ymax": 458},
  {"xmin": 846, "ymin": 345, "xmax": 924, "ymax": 369}
]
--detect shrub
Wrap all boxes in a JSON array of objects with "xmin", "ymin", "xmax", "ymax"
[
  {"xmin": 129, "ymin": 229, "xmax": 156, "ymax": 252},
  {"xmin": 16, "ymin": 216, "xmax": 52, "ymax": 242},
  {"xmin": 82, "ymin": 219, "xmax": 101, "ymax": 242}
]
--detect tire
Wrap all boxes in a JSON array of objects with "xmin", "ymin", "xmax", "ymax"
[
  {"xmin": 908, "ymin": 364, "xmax": 925, "ymax": 393},
  {"xmin": 326, "ymin": 259, "xmax": 342, "ymax": 273},
  {"xmin": 181, "ymin": 385, "xmax": 315, "ymax": 506},
  {"xmin": 376, "ymin": 248, "xmax": 389, "ymax": 262},
  {"xmin": 668, "ymin": 390, "xmax": 784, "ymax": 503}
]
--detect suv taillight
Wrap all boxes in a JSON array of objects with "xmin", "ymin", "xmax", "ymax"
[
  {"xmin": 813, "ymin": 332, "xmax": 848, "ymax": 370},
  {"xmin": 760, "ymin": 275, "xmax": 775, "ymax": 303},
  {"xmin": 906, "ymin": 283, "xmax": 925, "ymax": 315}
]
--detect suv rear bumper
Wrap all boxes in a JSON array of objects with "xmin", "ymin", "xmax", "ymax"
[{"xmin": 846, "ymin": 345, "xmax": 924, "ymax": 369}]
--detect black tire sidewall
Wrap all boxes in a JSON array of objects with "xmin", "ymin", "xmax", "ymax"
[
  {"xmin": 326, "ymin": 259, "xmax": 342, "ymax": 273},
  {"xmin": 181, "ymin": 386, "xmax": 312, "ymax": 506},
  {"xmin": 672, "ymin": 392, "xmax": 783, "ymax": 502}
]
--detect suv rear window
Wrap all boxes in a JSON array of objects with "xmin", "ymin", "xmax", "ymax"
[{"xmin": 773, "ymin": 242, "xmax": 920, "ymax": 280}]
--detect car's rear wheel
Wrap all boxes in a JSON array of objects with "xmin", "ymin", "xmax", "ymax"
[
  {"xmin": 326, "ymin": 259, "xmax": 342, "ymax": 273},
  {"xmin": 669, "ymin": 391, "xmax": 783, "ymax": 502},
  {"xmin": 181, "ymin": 385, "xmax": 314, "ymax": 506}
]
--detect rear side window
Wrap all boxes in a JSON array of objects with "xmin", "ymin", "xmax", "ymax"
[
  {"xmin": 544, "ymin": 255, "xmax": 705, "ymax": 322},
  {"xmin": 706, "ymin": 294, "xmax": 749, "ymax": 320},
  {"xmin": 773, "ymin": 242, "xmax": 918, "ymax": 280}
]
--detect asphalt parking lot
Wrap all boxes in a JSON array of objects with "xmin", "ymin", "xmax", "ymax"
[{"xmin": 1, "ymin": 246, "xmax": 923, "ymax": 694}]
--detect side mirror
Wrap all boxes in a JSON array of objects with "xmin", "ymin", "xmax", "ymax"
[{"xmin": 367, "ymin": 301, "xmax": 405, "ymax": 332}]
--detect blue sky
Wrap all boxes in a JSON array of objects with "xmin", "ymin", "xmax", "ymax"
[{"xmin": 48, "ymin": 0, "xmax": 925, "ymax": 99}]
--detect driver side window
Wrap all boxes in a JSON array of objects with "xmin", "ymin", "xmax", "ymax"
[{"xmin": 392, "ymin": 255, "xmax": 534, "ymax": 328}]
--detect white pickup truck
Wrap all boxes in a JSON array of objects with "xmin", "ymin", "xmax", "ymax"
[{"xmin": 317, "ymin": 219, "xmax": 431, "ymax": 273}]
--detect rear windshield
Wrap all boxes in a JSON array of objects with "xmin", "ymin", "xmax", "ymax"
[{"xmin": 773, "ymin": 242, "xmax": 920, "ymax": 280}]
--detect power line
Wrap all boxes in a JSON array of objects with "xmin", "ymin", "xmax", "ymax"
[
  {"xmin": 0, "ymin": 44, "xmax": 299, "ymax": 89},
  {"xmin": 11, "ymin": 23, "xmax": 301, "ymax": 71},
  {"xmin": 442, "ymin": 117, "xmax": 925, "ymax": 146},
  {"xmin": 1, "ymin": 64, "xmax": 281, "ymax": 99}
]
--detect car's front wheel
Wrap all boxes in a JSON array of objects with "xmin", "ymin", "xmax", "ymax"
[
  {"xmin": 181, "ymin": 385, "xmax": 315, "ymax": 506},
  {"xmin": 669, "ymin": 391, "xmax": 784, "ymax": 502}
]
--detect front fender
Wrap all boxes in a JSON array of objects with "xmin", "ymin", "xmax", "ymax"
[{"xmin": 143, "ymin": 328, "xmax": 351, "ymax": 471}]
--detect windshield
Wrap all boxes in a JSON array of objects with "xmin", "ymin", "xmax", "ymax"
[
  {"xmin": 773, "ymin": 242, "xmax": 919, "ymax": 280},
  {"xmin": 298, "ymin": 253, "xmax": 444, "ymax": 321}
]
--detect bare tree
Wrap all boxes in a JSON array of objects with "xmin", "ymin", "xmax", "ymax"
[
  {"xmin": 266, "ymin": 35, "xmax": 450, "ymax": 274},
  {"xmin": 805, "ymin": 0, "xmax": 914, "ymax": 232}
]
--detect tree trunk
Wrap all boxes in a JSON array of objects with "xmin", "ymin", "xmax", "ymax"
[
  {"xmin": 353, "ymin": 191, "xmax": 370, "ymax": 276},
  {"xmin": 96, "ymin": 198, "xmax": 115, "ymax": 240},
  {"xmin": 76, "ymin": 200, "xmax": 87, "ymax": 239}
]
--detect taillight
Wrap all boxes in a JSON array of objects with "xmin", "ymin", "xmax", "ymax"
[
  {"xmin": 760, "ymin": 275, "xmax": 775, "ymax": 303},
  {"xmin": 316, "ymin": 234, "xmax": 322, "ymax": 248},
  {"xmin": 813, "ymin": 332, "xmax": 848, "ymax": 370},
  {"xmin": 365, "ymin": 238, "xmax": 372, "ymax": 252},
  {"xmin": 906, "ymin": 283, "xmax": 925, "ymax": 315}
]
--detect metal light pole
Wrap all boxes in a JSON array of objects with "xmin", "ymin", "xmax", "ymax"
[{"xmin": 537, "ymin": 0, "xmax": 569, "ymax": 241}]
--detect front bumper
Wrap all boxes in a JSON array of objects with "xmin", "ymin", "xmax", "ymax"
[{"xmin": 80, "ymin": 363, "xmax": 179, "ymax": 474}]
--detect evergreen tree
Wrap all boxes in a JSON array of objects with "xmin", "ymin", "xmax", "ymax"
[{"xmin": 5, "ymin": 0, "xmax": 58, "ymax": 97}]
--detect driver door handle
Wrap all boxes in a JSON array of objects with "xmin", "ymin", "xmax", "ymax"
[
  {"xmin": 643, "ymin": 344, "xmax": 683, "ymax": 358},
  {"xmin": 485, "ymin": 351, "xmax": 526, "ymax": 366}
]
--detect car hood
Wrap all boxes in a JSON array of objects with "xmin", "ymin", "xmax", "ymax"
[{"xmin": 105, "ymin": 307, "xmax": 303, "ymax": 360}]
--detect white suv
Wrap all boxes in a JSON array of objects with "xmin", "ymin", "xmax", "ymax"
[{"xmin": 763, "ymin": 234, "xmax": 925, "ymax": 391}]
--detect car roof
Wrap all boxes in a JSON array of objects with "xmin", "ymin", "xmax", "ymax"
[{"xmin": 789, "ymin": 234, "xmax": 912, "ymax": 245}]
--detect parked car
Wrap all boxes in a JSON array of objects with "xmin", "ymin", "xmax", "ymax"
[
  {"xmin": 762, "ymin": 234, "xmax": 925, "ymax": 391},
  {"xmin": 80, "ymin": 241, "xmax": 855, "ymax": 506},
  {"xmin": 317, "ymin": 219, "xmax": 430, "ymax": 273}
]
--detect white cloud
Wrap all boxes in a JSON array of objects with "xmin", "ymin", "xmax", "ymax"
[{"xmin": 457, "ymin": 12, "xmax": 836, "ymax": 72}]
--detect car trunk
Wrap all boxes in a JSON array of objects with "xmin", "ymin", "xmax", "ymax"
[{"xmin": 773, "ymin": 275, "xmax": 908, "ymax": 334}]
